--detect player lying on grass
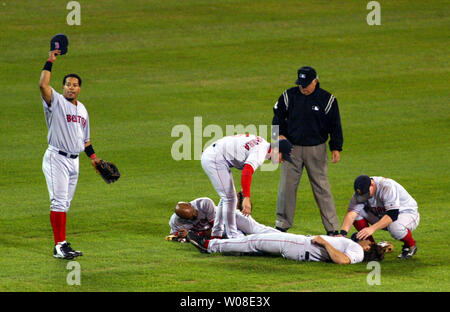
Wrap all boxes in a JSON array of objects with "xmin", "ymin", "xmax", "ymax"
[
  {"xmin": 166, "ymin": 193, "xmax": 280, "ymax": 242},
  {"xmin": 187, "ymin": 230, "xmax": 385, "ymax": 264},
  {"xmin": 339, "ymin": 175, "xmax": 420, "ymax": 260}
]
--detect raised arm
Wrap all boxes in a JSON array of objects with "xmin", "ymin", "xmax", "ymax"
[{"xmin": 39, "ymin": 50, "xmax": 60, "ymax": 105}]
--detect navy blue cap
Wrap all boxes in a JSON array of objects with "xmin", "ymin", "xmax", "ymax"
[
  {"xmin": 50, "ymin": 34, "xmax": 69, "ymax": 55},
  {"xmin": 295, "ymin": 66, "xmax": 317, "ymax": 87},
  {"xmin": 277, "ymin": 139, "xmax": 294, "ymax": 164},
  {"xmin": 350, "ymin": 232, "xmax": 359, "ymax": 242},
  {"xmin": 354, "ymin": 175, "xmax": 372, "ymax": 203}
]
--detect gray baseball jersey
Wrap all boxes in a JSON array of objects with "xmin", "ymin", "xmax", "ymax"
[
  {"xmin": 348, "ymin": 176, "xmax": 418, "ymax": 218},
  {"xmin": 211, "ymin": 134, "xmax": 271, "ymax": 170},
  {"xmin": 169, "ymin": 197, "xmax": 280, "ymax": 236},
  {"xmin": 43, "ymin": 87, "xmax": 90, "ymax": 154},
  {"xmin": 169, "ymin": 198, "xmax": 216, "ymax": 234}
]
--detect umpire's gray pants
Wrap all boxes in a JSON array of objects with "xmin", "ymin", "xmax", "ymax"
[{"xmin": 275, "ymin": 143, "xmax": 339, "ymax": 233}]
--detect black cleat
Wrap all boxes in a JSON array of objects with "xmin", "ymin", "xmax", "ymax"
[
  {"xmin": 53, "ymin": 242, "xmax": 75, "ymax": 260},
  {"xmin": 398, "ymin": 244, "xmax": 417, "ymax": 259},
  {"xmin": 187, "ymin": 231, "xmax": 208, "ymax": 253},
  {"xmin": 65, "ymin": 242, "xmax": 83, "ymax": 257}
]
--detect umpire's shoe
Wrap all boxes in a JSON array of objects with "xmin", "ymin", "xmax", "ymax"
[
  {"xmin": 187, "ymin": 231, "xmax": 208, "ymax": 253},
  {"xmin": 53, "ymin": 242, "xmax": 83, "ymax": 259},
  {"xmin": 398, "ymin": 244, "xmax": 418, "ymax": 259}
]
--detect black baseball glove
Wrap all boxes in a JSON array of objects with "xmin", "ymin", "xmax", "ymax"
[
  {"xmin": 237, "ymin": 190, "xmax": 244, "ymax": 211},
  {"xmin": 96, "ymin": 160, "xmax": 120, "ymax": 184}
]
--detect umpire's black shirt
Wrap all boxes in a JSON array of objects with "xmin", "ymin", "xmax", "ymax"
[{"xmin": 272, "ymin": 83, "xmax": 343, "ymax": 151}]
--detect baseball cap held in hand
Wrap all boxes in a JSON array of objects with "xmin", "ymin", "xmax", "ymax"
[
  {"xmin": 277, "ymin": 139, "xmax": 294, "ymax": 164},
  {"xmin": 354, "ymin": 175, "xmax": 372, "ymax": 203},
  {"xmin": 295, "ymin": 66, "xmax": 317, "ymax": 88},
  {"xmin": 50, "ymin": 34, "xmax": 69, "ymax": 55}
]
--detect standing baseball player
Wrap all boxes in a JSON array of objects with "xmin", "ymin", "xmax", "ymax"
[
  {"xmin": 201, "ymin": 134, "xmax": 293, "ymax": 239},
  {"xmin": 167, "ymin": 196, "xmax": 280, "ymax": 240},
  {"xmin": 40, "ymin": 49, "xmax": 101, "ymax": 259},
  {"xmin": 187, "ymin": 231, "xmax": 385, "ymax": 264},
  {"xmin": 339, "ymin": 175, "xmax": 420, "ymax": 259}
]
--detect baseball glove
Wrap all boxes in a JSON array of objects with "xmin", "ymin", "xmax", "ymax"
[
  {"xmin": 377, "ymin": 241, "xmax": 394, "ymax": 253},
  {"xmin": 96, "ymin": 160, "xmax": 120, "ymax": 184},
  {"xmin": 237, "ymin": 191, "xmax": 244, "ymax": 211},
  {"xmin": 165, "ymin": 234, "xmax": 186, "ymax": 243}
]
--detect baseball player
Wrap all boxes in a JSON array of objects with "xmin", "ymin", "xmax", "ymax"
[
  {"xmin": 201, "ymin": 134, "xmax": 293, "ymax": 239},
  {"xmin": 339, "ymin": 175, "xmax": 420, "ymax": 259},
  {"xmin": 167, "ymin": 196, "xmax": 280, "ymax": 240},
  {"xmin": 40, "ymin": 49, "xmax": 102, "ymax": 259},
  {"xmin": 187, "ymin": 231, "xmax": 385, "ymax": 264}
]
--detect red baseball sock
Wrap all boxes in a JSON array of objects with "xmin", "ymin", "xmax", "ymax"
[
  {"xmin": 353, "ymin": 219, "xmax": 375, "ymax": 243},
  {"xmin": 205, "ymin": 240, "xmax": 210, "ymax": 249},
  {"xmin": 401, "ymin": 229, "xmax": 415, "ymax": 247},
  {"xmin": 50, "ymin": 211, "xmax": 67, "ymax": 245}
]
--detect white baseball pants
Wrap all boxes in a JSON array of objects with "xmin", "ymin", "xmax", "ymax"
[
  {"xmin": 42, "ymin": 147, "xmax": 79, "ymax": 213},
  {"xmin": 201, "ymin": 145, "xmax": 240, "ymax": 238},
  {"xmin": 208, "ymin": 232, "xmax": 310, "ymax": 261},
  {"xmin": 356, "ymin": 209, "xmax": 420, "ymax": 240},
  {"xmin": 235, "ymin": 210, "xmax": 280, "ymax": 235}
]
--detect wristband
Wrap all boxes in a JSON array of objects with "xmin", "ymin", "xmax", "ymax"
[
  {"xmin": 43, "ymin": 61, "xmax": 53, "ymax": 72},
  {"xmin": 340, "ymin": 230, "xmax": 348, "ymax": 236},
  {"xmin": 85, "ymin": 144, "xmax": 96, "ymax": 158}
]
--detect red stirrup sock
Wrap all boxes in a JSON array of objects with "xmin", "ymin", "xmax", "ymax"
[
  {"xmin": 401, "ymin": 229, "xmax": 415, "ymax": 247},
  {"xmin": 353, "ymin": 219, "xmax": 375, "ymax": 243},
  {"xmin": 50, "ymin": 211, "xmax": 67, "ymax": 245}
]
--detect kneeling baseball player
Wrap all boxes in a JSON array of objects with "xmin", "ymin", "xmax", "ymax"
[
  {"xmin": 187, "ymin": 231, "xmax": 385, "ymax": 264},
  {"xmin": 166, "ymin": 194, "xmax": 280, "ymax": 242},
  {"xmin": 339, "ymin": 175, "xmax": 420, "ymax": 259}
]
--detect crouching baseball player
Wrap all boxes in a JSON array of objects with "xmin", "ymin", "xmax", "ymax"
[
  {"xmin": 339, "ymin": 175, "xmax": 420, "ymax": 259},
  {"xmin": 166, "ymin": 195, "xmax": 280, "ymax": 242},
  {"xmin": 187, "ymin": 231, "xmax": 385, "ymax": 264}
]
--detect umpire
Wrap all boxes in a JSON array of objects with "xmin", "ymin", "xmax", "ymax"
[{"xmin": 272, "ymin": 66, "xmax": 343, "ymax": 235}]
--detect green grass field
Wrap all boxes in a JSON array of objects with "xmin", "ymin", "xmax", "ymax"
[{"xmin": 0, "ymin": 0, "xmax": 449, "ymax": 293}]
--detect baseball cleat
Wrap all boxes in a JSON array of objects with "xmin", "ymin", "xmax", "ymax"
[
  {"xmin": 65, "ymin": 242, "xmax": 83, "ymax": 257},
  {"xmin": 53, "ymin": 242, "xmax": 76, "ymax": 260},
  {"xmin": 398, "ymin": 245, "xmax": 417, "ymax": 259},
  {"xmin": 187, "ymin": 231, "xmax": 208, "ymax": 253}
]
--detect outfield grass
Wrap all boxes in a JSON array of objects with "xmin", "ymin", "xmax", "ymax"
[{"xmin": 0, "ymin": 0, "xmax": 449, "ymax": 292}]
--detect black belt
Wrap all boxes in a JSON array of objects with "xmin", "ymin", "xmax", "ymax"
[{"xmin": 58, "ymin": 151, "xmax": 78, "ymax": 159}]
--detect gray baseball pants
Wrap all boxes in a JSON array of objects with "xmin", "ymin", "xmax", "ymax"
[{"xmin": 275, "ymin": 143, "xmax": 339, "ymax": 233}]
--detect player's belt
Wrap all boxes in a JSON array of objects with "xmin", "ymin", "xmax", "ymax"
[
  {"xmin": 58, "ymin": 150, "xmax": 78, "ymax": 159},
  {"xmin": 305, "ymin": 251, "xmax": 310, "ymax": 261}
]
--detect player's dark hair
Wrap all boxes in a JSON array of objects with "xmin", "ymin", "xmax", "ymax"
[
  {"xmin": 63, "ymin": 73, "xmax": 82, "ymax": 87},
  {"xmin": 363, "ymin": 244, "xmax": 385, "ymax": 262}
]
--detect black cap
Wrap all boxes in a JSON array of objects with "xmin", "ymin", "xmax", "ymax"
[
  {"xmin": 295, "ymin": 66, "xmax": 317, "ymax": 87},
  {"xmin": 277, "ymin": 139, "xmax": 294, "ymax": 164},
  {"xmin": 350, "ymin": 232, "xmax": 359, "ymax": 242},
  {"xmin": 354, "ymin": 175, "xmax": 372, "ymax": 203},
  {"xmin": 50, "ymin": 34, "xmax": 69, "ymax": 55}
]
